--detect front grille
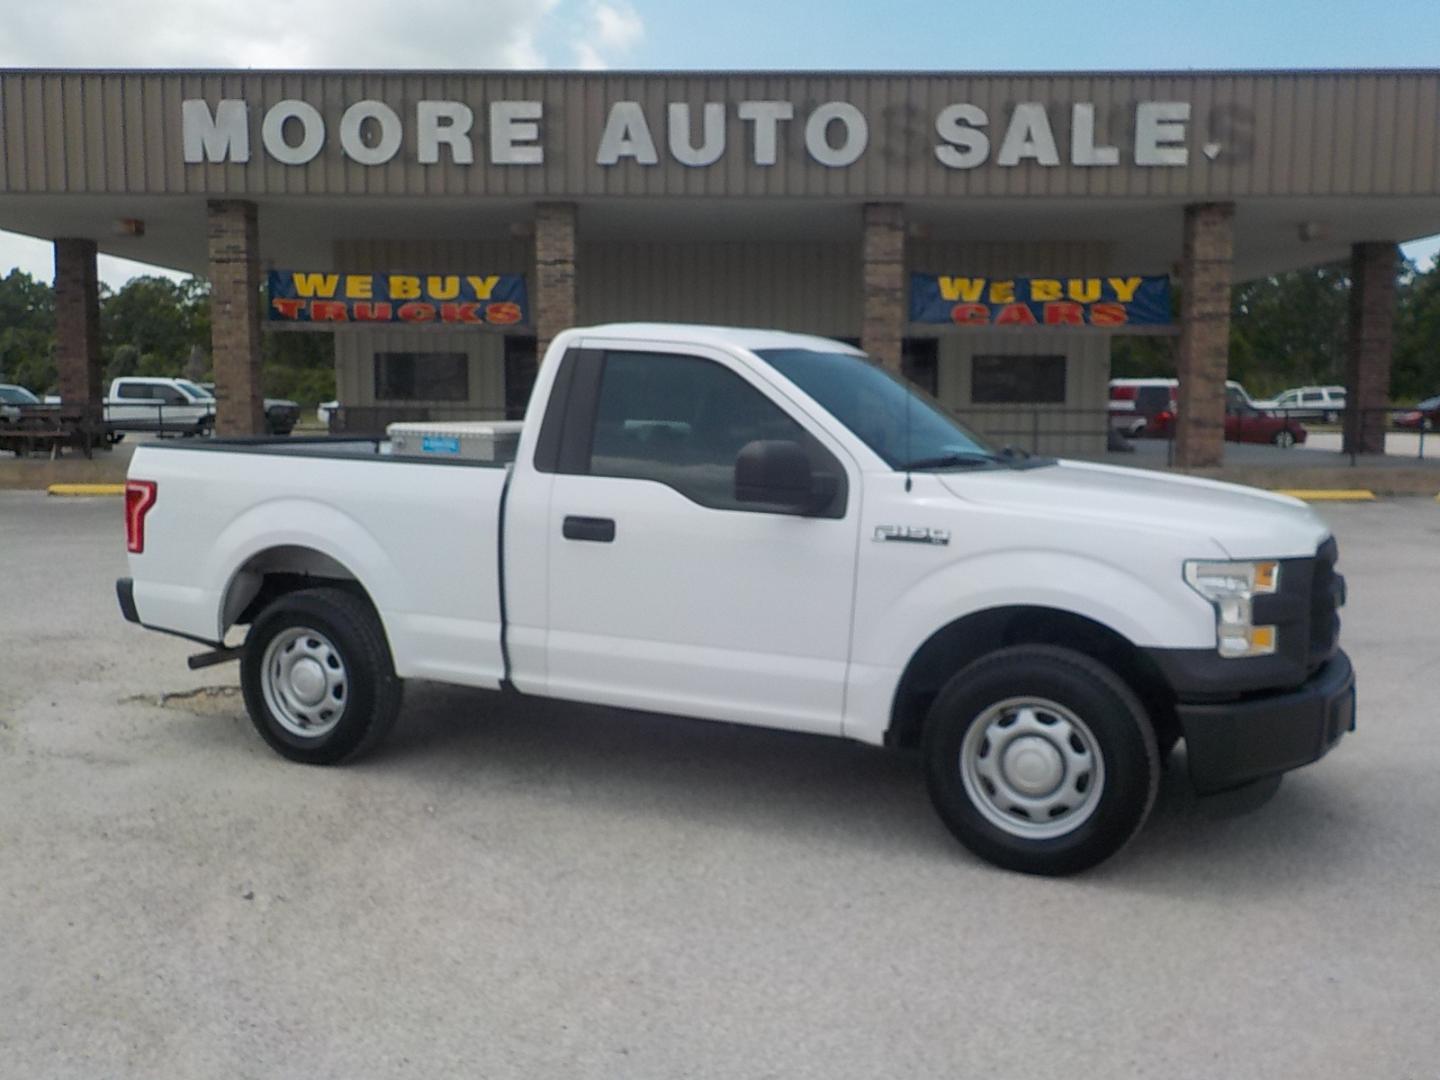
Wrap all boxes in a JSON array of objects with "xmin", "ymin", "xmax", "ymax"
[
  {"xmin": 1308, "ymin": 537, "xmax": 1342, "ymax": 669},
  {"xmin": 1251, "ymin": 537, "xmax": 1343, "ymax": 684}
]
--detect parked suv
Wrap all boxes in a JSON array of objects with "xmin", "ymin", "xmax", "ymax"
[
  {"xmin": 1266, "ymin": 385, "xmax": 1347, "ymax": 423},
  {"xmin": 1108, "ymin": 378, "xmax": 1177, "ymax": 437}
]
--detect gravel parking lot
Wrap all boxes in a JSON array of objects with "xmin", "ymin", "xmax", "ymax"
[{"xmin": 2, "ymin": 491, "xmax": 1438, "ymax": 1079}]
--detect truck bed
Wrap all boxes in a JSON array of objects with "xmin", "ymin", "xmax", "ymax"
[{"xmin": 127, "ymin": 437, "xmax": 513, "ymax": 690}]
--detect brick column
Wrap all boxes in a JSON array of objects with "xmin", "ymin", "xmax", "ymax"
[
  {"xmin": 207, "ymin": 199, "xmax": 264, "ymax": 436},
  {"xmin": 53, "ymin": 238, "xmax": 102, "ymax": 423},
  {"xmin": 1174, "ymin": 203, "xmax": 1234, "ymax": 468},
  {"xmin": 861, "ymin": 203, "xmax": 906, "ymax": 373},
  {"xmin": 534, "ymin": 203, "xmax": 577, "ymax": 362},
  {"xmin": 1343, "ymin": 242, "xmax": 1397, "ymax": 456}
]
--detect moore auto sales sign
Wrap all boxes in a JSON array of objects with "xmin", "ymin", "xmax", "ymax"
[{"xmin": 183, "ymin": 96, "xmax": 1238, "ymax": 172}]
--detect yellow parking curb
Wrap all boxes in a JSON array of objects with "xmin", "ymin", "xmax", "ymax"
[
  {"xmin": 46, "ymin": 483, "xmax": 126, "ymax": 497},
  {"xmin": 1272, "ymin": 489, "xmax": 1377, "ymax": 502}
]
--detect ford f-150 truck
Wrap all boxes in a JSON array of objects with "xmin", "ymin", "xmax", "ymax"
[{"xmin": 116, "ymin": 324, "xmax": 1354, "ymax": 875}]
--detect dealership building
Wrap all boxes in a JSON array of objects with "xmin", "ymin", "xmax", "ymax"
[{"xmin": 2, "ymin": 68, "xmax": 1439, "ymax": 464}]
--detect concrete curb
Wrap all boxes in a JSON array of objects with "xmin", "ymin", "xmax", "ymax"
[
  {"xmin": 1271, "ymin": 489, "xmax": 1378, "ymax": 501},
  {"xmin": 47, "ymin": 483, "xmax": 126, "ymax": 497}
]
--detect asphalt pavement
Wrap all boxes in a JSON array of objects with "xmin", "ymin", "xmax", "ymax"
[{"xmin": 1, "ymin": 491, "xmax": 1438, "ymax": 1079}]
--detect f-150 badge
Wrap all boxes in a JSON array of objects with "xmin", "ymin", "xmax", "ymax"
[{"xmin": 874, "ymin": 525, "xmax": 951, "ymax": 546}]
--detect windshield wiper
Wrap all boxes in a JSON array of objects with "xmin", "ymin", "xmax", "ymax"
[{"xmin": 897, "ymin": 452, "xmax": 1002, "ymax": 471}]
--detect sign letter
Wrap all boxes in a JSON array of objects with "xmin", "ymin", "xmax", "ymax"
[
  {"xmin": 261, "ymin": 100, "xmax": 325, "ymax": 165},
  {"xmin": 805, "ymin": 102, "xmax": 867, "ymax": 167},
  {"xmin": 340, "ymin": 100, "xmax": 403, "ymax": 166},
  {"xmin": 1070, "ymin": 103, "xmax": 1119, "ymax": 166},
  {"xmin": 934, "ymin": 104, "xmax": 989, "ymax": 169},
  {"xmin": 182, "ymin": 99, "xmax": 250, "ymax": 164},
  {"xmin": 417, "ymin": 101, "xmax": 474, "ymax": 165},
  {"xmin": 491, "ymin": 101, "xmax": 544, "ymax": 165},
  {"xmin": 1135, "ymin": 102, "xmax": 1190, "ymax": 166},
  {"xmin": 596, "ymin": 102, "xmax": 659, "ymax": 165},
  {"xmin": 668, "ymin": 103, "xmax": 725, "ymax": 167},
  {"xmin": 737, "ymin": 101, "xmax": 794, "ymax": 166},
  {"xmin": 997, "ymin": 103, "xmax": 1060, "ymax": 167}
]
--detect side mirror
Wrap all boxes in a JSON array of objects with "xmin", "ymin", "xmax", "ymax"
[{"xmin": 735, "ymin": 439, "xmax": 836, "ymax": 515}]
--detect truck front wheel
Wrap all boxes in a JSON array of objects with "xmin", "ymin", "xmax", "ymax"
[
  {"xmin": 924, "ymin": 645, "xmax": 1159, "ymax": 875},
  {"xmin": 240, "ymin": 587, "xmax": 403, "ymax": 765}
]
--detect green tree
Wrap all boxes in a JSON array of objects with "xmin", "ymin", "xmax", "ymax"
[
  {"xmin": 262, "ymin": 330, "xmax": 335, "ymax": 406},
  {"xmin": 1393, "ymin": 259, "xmax": 1440, "ymax": 402},
  {"xmin": 0, "ymin": 269, "xmax": 57, "ymax": 392},
  {"xmin": 100, "ymin": 275, "xmax": 211, "ymax": 380},
  {"xmin": 1227, "ymin": 262, "xmax": 1351, "ymax": 397}
]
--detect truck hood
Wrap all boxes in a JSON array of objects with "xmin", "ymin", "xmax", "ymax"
[{"xmin": 939, "ymin": 459, "xmax": 1331, "ymax": 559}]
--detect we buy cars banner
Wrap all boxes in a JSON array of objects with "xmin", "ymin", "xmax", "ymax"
[
  {"xmin": 910, "ymin": 274, "xmax": 1171, "ymax": 327},
  {"xmin": 267, "ymin": 271, "xmax": 529, "ymax": 325}
]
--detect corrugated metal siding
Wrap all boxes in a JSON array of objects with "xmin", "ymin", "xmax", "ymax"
[
  {"xmin": 334, "ymin": 326, "xmax": 504, "ymax": 410},
  {"xmin": 909, "ymin": 240, "xmax": 1113, "ymax": 279},
  {"xmin": 577, "ymin": 241, "xmax": 862, "ymax": 335},
  {"xmin": 937, "ymin": 330, "xmax": 1111, "ymax": 456},
  {"xmin": 328, "ymin": 237, "xmax": 525, "ymax": 409},
  {"xmin": 5, "ymin": 70, "xmax": 1438, "ymax": 198},
  {"xmin": 334, "ymin": 237, "xmax": 531, "ymax": 274}
]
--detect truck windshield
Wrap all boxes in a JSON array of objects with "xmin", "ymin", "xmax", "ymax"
[
  {"xmin": 176, "ymin": 380, "xmax": 214, "ymax": 400},
  {"xmin": 756, "ymin": 348, "xmax": 1002, "ymax": 470}
]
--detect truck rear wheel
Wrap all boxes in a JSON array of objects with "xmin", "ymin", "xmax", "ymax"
[
  {"xmin": 924, "ymin": 645, "xmax": 1159, "ymax": 875},
  {"xmin": 240, "ymin": 587, "xmax": 403, "ymax": 765}
]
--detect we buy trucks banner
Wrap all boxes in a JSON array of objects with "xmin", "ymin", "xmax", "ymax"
[
  {"xmin": 910, "ymin": 274, "xmax": 1172, "ymax": 327},
  {"xmin": 267, "ymin": 271, "xmax": 529, "ymax": 326}
]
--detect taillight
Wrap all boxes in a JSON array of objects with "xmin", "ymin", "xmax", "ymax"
[
  {"xmin": 1111, "ymin": 386, "xmax": 1137, "ymax": 401},
  {"xmin": 125, "ymin": 480, "xmax": 157, "ymax": 554}
]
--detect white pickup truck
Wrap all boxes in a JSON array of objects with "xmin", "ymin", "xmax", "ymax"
[
  {"xmin": 104, "ymin": 377, "xmax": 301, "ymax": 437},
  {"xmin": 117, "ymin": 324, "xmax": 1354, "ymax": 875}
]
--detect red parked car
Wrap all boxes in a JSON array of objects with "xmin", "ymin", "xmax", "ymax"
[
  {"xmin": 1225, "ymin": 401, "xmax": 1307, "ymax": 447},
  {"xmin": 1143, "ymin": 399, "xmax": 1308, "ymax": 447},
  {"xmin": 1394, "ymin": 395, "xmax": 1440, "ymax": 432}
]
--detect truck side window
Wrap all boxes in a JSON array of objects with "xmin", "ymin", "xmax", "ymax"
[{"xmin": 588, "ymin": 351, "xmax": 836, "ymax": 513}]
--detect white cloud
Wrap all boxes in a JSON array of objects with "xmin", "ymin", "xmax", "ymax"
[
  {"xmin": 571, "ymin": 1, "xmax": 643, "ymax": 69},
  {"xmin": 0, "ymin": 0, "xmax": 647, "ymax": 285},
  {"xmin": 0, "ymin": 0, "xmax": 566, "ymax": 70}
]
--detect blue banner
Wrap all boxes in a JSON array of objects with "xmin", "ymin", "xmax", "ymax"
[
  {"xmin": 268, "ymin": 271, "xmax": 528, "ymax": 326},
  {"xmin": 909, "ymin": 274, "xmax": 1172, "ymax": 327}
]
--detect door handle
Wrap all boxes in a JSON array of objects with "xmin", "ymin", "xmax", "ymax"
[{"xmin": 562, "ymin": 515, "xmax": 616, "ymax": 542}]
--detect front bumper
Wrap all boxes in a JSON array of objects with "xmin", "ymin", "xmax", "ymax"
[{"xmin": 1177, "ymin": 650, "xmax": 1355, "ymax": 795}]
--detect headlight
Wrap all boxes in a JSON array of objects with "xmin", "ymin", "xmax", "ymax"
[{"xmin": 1184, "ymin": 559, "xmax": 1280, "ymax": 658}]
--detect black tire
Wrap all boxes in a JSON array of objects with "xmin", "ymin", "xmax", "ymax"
[
  {"xmin": 240, "ymin": 587, "xmax": 403, "ymax": 765},
  {"xmin": 923, "ymin": 645, "xmax": 1159, "ymax": 876},
  {"xmin": 1323, "ymin": 410, "xmax": 1339, "ymax": 424},
  {"xmin": 1272, "ymin": 428, "xmax": 1297, "ymax": 448}
]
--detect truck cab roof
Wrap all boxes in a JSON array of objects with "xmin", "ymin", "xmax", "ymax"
[{"xmin": 564, "ymin": 323, "xmax": 866, "ymax": 356}]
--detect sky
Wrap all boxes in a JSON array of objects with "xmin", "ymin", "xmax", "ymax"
[{"xmin": 1, "ymin": 0, "xmax": 1438, "ymax": 285}]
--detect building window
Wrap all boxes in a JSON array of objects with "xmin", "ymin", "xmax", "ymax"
[
  {"xmin": 902, "ymin": 337, "xmax": 939, "ymax": 397},
  {"xmin": 374, "ymin": 352, "xmax": 468, "ymax": 402},
  {"xmin": 504, "ymin": 336, "xmax": 538, "ymax": 420},
  {"xmin": 971, "ymin": 354, "xmax": 1066, "ymax": 404}
]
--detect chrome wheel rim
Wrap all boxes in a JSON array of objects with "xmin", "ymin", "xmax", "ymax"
[
  {"xmin": 260, "ymin": 626, "xmax": 348, "ymax": 738},
  {"xmin": 959, "ymin": 697, "xmax": 1105, "ymax": 840}
]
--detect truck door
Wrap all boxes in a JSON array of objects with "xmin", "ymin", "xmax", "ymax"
[{"xmin": 539, "ymin": 344, "xmax": 861, "ymax": 736}]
